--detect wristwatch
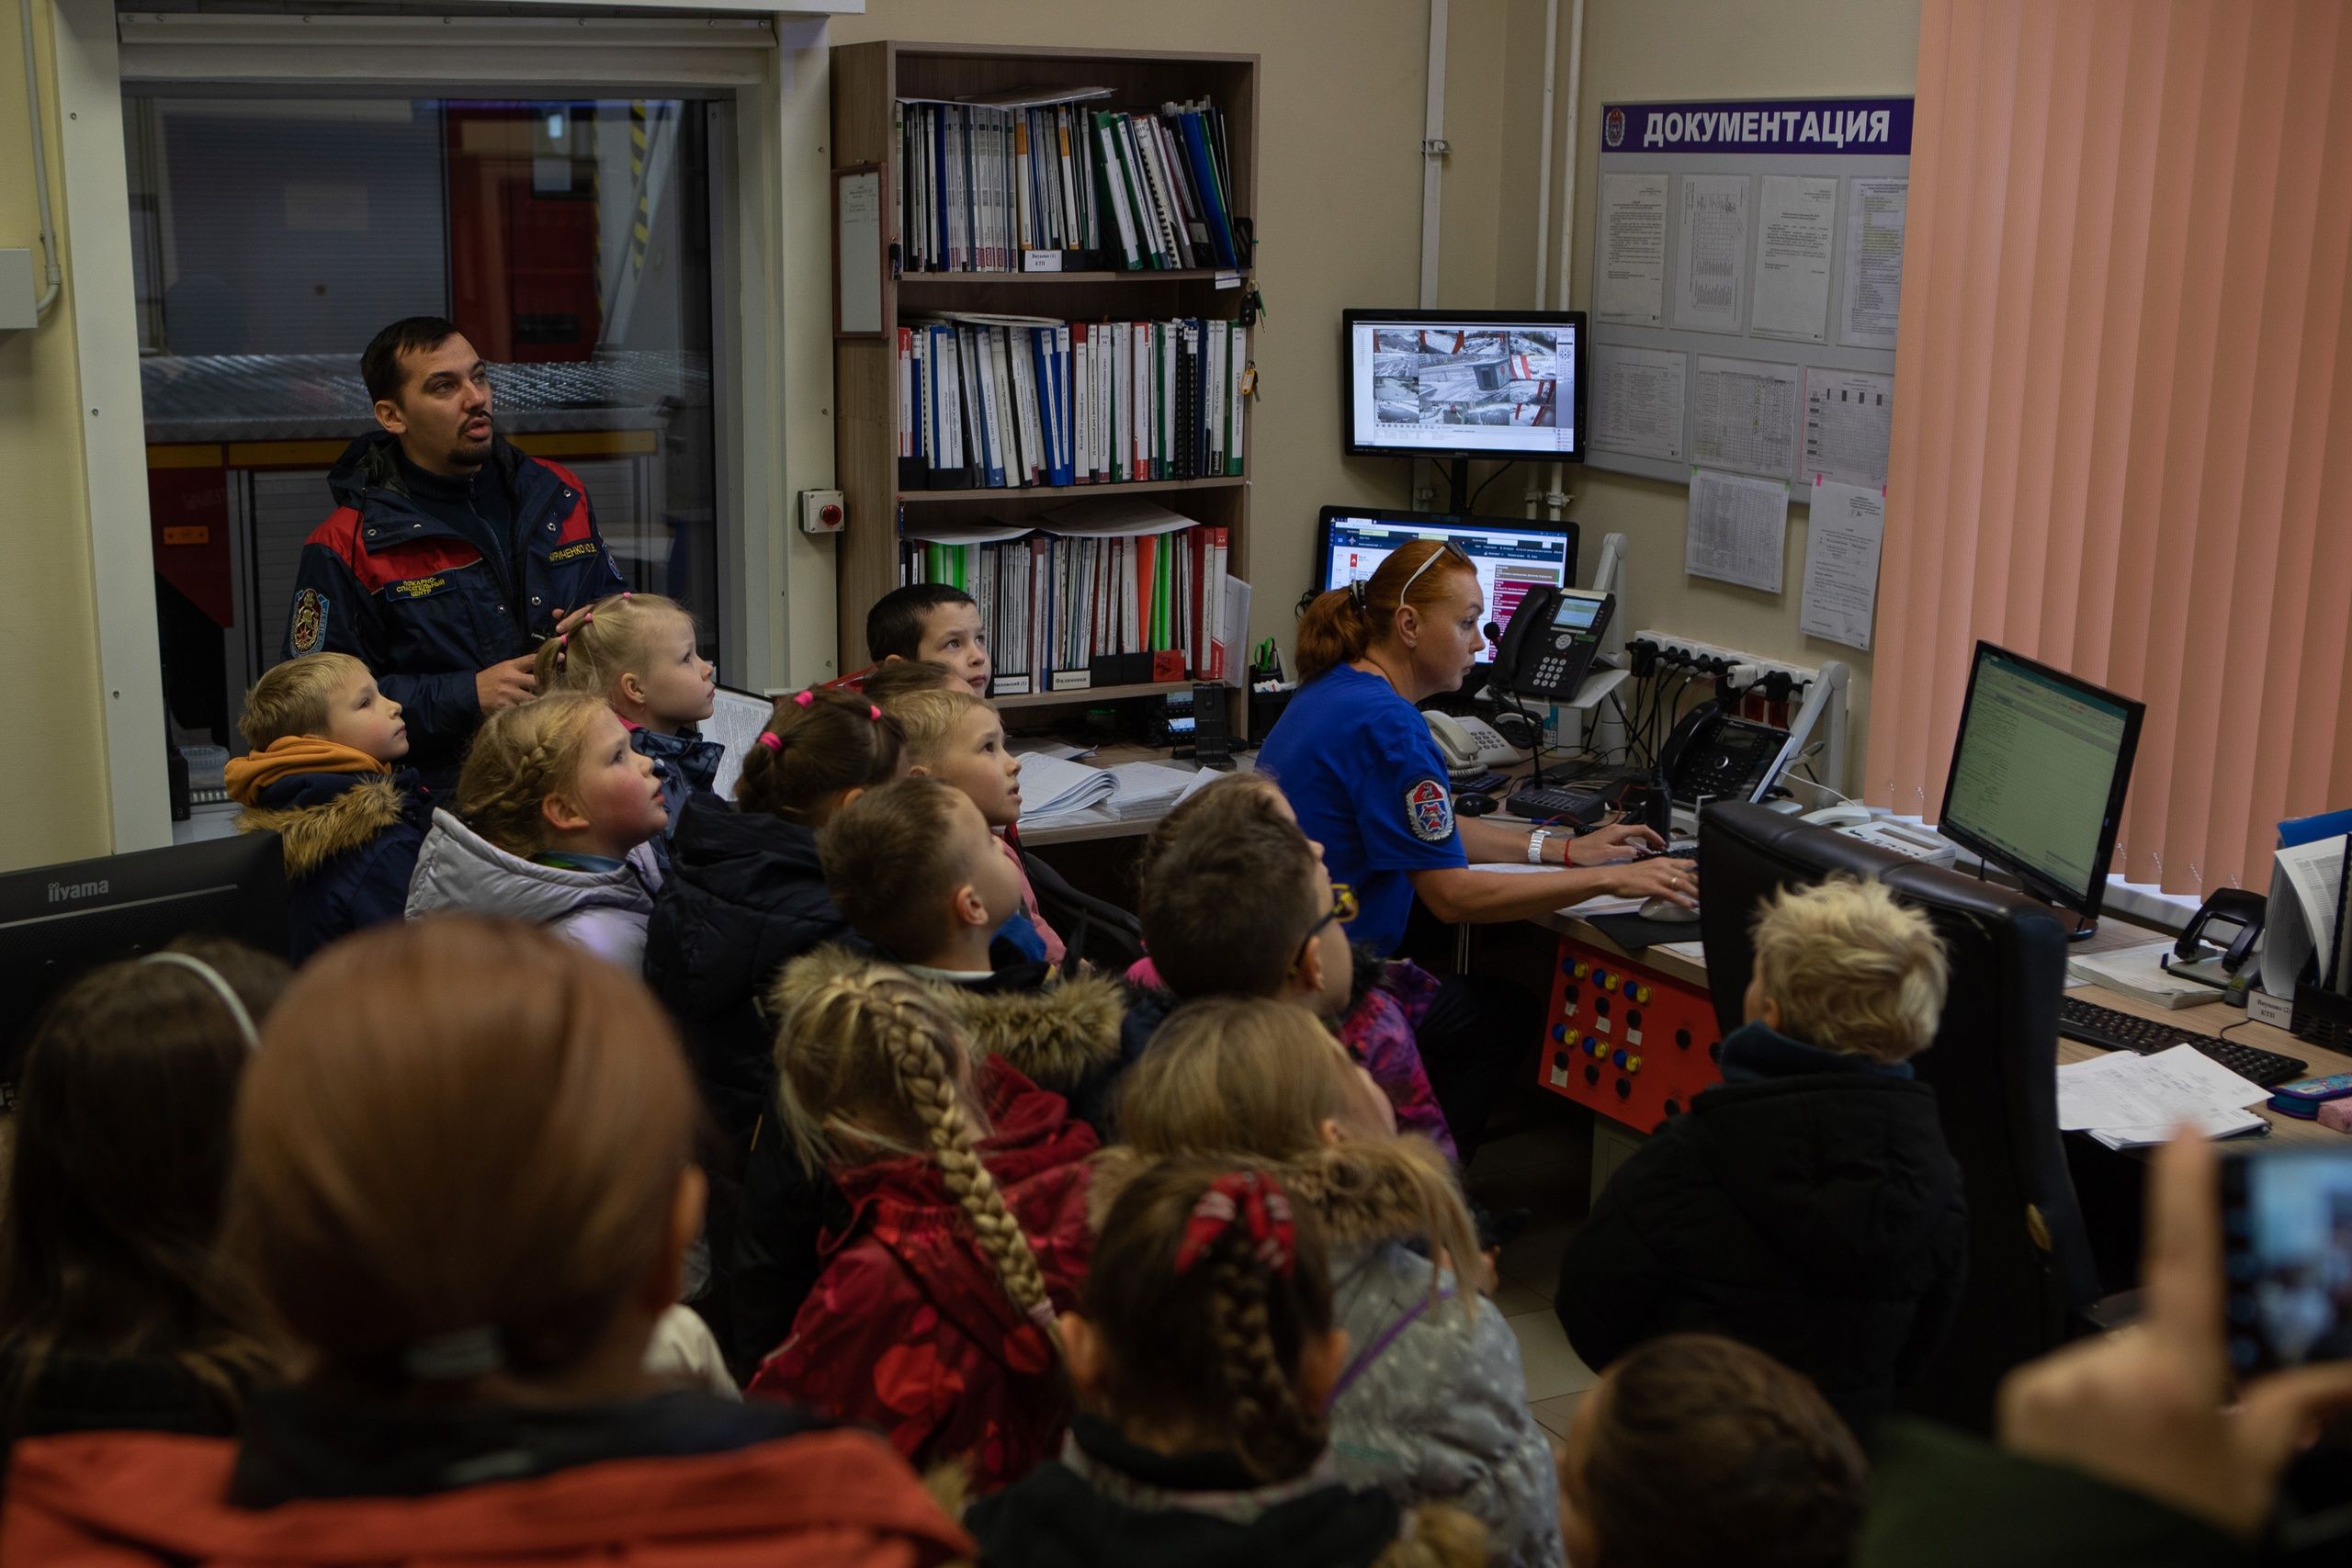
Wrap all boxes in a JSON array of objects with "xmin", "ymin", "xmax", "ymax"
[{"xmin": 1528, "ymin": 828, "xmax": 1552, "ymax": 866}]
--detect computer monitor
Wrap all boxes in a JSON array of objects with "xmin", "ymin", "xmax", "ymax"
[
  {"xmin": 1342, "ymin": 309, "xmax": 1588, "ymax": 463},
  {"xmin": 0, "ymin": 834, "xmax": 288, "ymax": 1081},
  {"xmin": 1939, "ymin": 641, "xmax": 2145, "ymax": 930},
  {"xmin": 1314, "ymin": 506, "xmax": 1579, "ymax": 668}
]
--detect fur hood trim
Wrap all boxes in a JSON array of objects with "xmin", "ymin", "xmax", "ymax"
[
  {"xmin": 236, "ymin": 775, "xmax": 408, "ymax": 877},
  {"xmin": 770, "ymin": 944, "xmax": 1125, "ymax": 1089},
  {"xmin": 1382, "ymin": 1503, "xmax": 1491, "ymax": 1568},
  {"xmin": 1087, "ymin": 1135, "xmax": 1460, "ymax": 1249}
]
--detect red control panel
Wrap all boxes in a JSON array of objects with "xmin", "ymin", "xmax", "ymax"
[{"xmin": 1538, "ymin": 938, "xmax": 1725, "ymax": 1133}]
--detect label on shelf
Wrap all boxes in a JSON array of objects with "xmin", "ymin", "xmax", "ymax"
[
  {"xmin": 1022, "ymin": 252, "xmax": 1065, "ymax": 272},
  {"xmin": 1216, "ymin": 270, "xmax": 1243, "ymax": 289},
  {"xmin": 1049, "ymin": 670, "xmax": 1094, "ymax": 692}
]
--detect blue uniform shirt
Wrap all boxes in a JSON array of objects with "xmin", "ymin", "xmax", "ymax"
[{"xmin": 1256, "ymin": 665, "xmax": 1466, "ymax": 955}]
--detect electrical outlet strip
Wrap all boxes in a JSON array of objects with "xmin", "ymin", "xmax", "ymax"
[{"xmin": 1630, "ymin": 629, "xmax": 1820, "ymax": 690}]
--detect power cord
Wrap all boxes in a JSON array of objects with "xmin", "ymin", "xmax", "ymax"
[{"xmin": 1467, "ymin": 461, "xmax": 1518, "ymax": 513}]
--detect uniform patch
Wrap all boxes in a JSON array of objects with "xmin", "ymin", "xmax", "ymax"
[
  {"xmin": 548, "ymin": 539, "xmax": 601, "ymax": 564},
  {"xmin": 1405, "ymin": 776, "xmax": 1454, "ymax": 842},
  {"xmin": 388, "ymin": 575, "xmax": 450, "ymax": 600},
  {"xmin": 288, "ymin": 588, "xmax": 328, "ymax": 655}
]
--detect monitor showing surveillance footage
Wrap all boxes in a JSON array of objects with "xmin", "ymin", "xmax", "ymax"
[{"xmin": 1343, "ymin": 309, "xmax": 1587, "ymax": 462}]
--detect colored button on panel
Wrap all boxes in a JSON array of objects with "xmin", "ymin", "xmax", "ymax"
[
  {"xmin": 1634, "ymin": 984, "xmax": 1653, "ymax": 1004},
  {"xmin": 1574, "ymin": 961, "xmax": 1590, "ymax": 979},
  {"xmin": 1552, "ymin": 1023, "xmax": 1569, "ymax": 1043}
]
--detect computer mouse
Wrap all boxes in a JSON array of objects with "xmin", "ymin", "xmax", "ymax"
[
  {"xmin": 1638, "ymin": 896, "xmax": 1702, "ymax": 923},
  {"xmin": 1457, "ymin": 793, "xmax": 1498, "ymax": 817}
]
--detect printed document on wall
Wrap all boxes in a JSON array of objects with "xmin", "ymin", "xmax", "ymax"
[
  {"xmin": 1591, "ymin": 344, "xmax": 1686, "ymax": 463},
  {"xmin": 1686, "ymin": 468, "xmax": 1788, "ymax": 592},
  {"xmin": 1799, "ymin": 478, "xmax": 1885, "ymax": 649},
  {"xmin": 1840, "ymin": 176, "xmax": 1908, "ymax": 350},
  {"xmin": 1750, "ymin": 175, "xmax": 1837, "ymax": 343},
  {"xmin": 1692, "ymin": 355, "xmax": 1799, "ymax": 479},
  {"xmin": 1673, "ymin": 174, "xmax": 1749, "ymax": 334},
  {"xmin": 1804, "ymin": 367, "xmax": 1894, "ymax": 487},
  {"xmin": 1596, "ymin": 172, "xmax": 1670, "ymax": 327}
]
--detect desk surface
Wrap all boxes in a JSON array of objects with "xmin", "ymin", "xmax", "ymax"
[{"xmin": 1534, "ymin": 908, "xmax": 2352, "ymax": 1147}]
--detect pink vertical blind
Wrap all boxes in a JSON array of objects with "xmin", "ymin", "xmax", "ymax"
[{"xmin": 1871, "ymin": 0, "xmax": 2352, "ymax": 895}]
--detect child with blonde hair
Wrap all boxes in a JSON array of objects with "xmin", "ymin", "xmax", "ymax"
[
  {"xmin": 967, "ymin": 1156, "xmax": 1488, "ymax": 1568},
  {"xmin": 1105, "ymin": 998, "xmax": 1564, "ymax": 1568},
  {"xmin": 1556, "ymin": 874, "xmax": 1967, "ymax": 1433},
  {"xmin": 405, "ymin": 692, "xmax": 667, "ymax": 969},
  {"xmin": 747, "ymin": 955, "xmax": 1097, "ymax": 1490},
  {"xmin": 885, "ymin": 685, "xmax": 1065, "ymax": 966},
  {"xmin": 224, "ymin": 651, "xmax": 430, "ymax": 961},
  {"xmin": 533, "ymin": 592, "xmax": 718, "ymax": 864},
  {"xmin": 642, "ymin": 686, "xmax": 904, "ymax": 1374}
]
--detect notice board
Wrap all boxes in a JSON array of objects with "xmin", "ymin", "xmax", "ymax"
[{"xmin": 1586, "ymin": 97, "xmax": 1911, "ymax": 491}]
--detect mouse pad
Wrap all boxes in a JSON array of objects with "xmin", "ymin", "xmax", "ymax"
[{"xmin": 1588, "ymin": 912, "xmax": 1703, "ymax": 953}]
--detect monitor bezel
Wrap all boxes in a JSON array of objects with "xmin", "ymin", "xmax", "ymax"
[
  {"xmin": 1936, "ymin": 639, "xmax": 2146, "ymax": 923},
  {"xmin": 1312, "ymin": 505, "xmax": 1580, "ymax": 668},
  {"xmin": 1340, "ymin": 307, "xmax": 1589, "ymax": 463}
]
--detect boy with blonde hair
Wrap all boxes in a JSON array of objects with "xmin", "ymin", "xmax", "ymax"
[
  {"xmin": 224, "ymin": 652, "xmax": 431, "ymax": 961},
  {"xmin": 1555, "ymin": 875, "xmax": 1968, "ymax": 1433}
]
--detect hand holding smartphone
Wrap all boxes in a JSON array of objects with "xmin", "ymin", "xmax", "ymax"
[{"xmin": 2223, "ymin": 1146, "xmax": 2352, "ymax": 1371}]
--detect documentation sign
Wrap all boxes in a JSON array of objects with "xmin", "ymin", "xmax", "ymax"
[{"xmin": 1602, "ymin": 98, "xmax": 1913, "ymax": 156}]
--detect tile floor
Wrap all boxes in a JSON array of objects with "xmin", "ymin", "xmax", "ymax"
[{"xmin": 1462, "ymin": 1098, "xmax": 1603, "ymax": 1450}]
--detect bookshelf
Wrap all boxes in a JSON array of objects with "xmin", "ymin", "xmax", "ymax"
[{"xmin": 830, "ymin": 41, "xmax": 1259, "ymax": 726}]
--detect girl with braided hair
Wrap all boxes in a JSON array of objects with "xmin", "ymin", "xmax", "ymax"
[
  {"xmin": 1102, "ymin": 998, "xmax": 1566, "ymax": 1568},
  {"xmin": 532, "ymin": 592, "xmax": 719, "ymax": 870},
  {"xmin": 965, "ymin": 1156, "xmax": 1488, "ymax": 1568},
  {"xmin": 748, "ymin": 957, "xmax": 1097, "ymax": 1492},
  {"xmin": 404, "ymin": 693, "xmax": 668, "ymax": 969}
]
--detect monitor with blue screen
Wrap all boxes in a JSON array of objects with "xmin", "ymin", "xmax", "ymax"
[{"xmin": 1313, "ymin": 506, "xmax": 1577, "ymax": 668}]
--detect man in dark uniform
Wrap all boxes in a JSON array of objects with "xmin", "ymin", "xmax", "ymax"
[{"xmin": 283, "ymin": 317, "xmax": 628, "ymax": 791}]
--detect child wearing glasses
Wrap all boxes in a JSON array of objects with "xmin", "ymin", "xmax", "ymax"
[{"xmin": 1129, "ymin": 773, "xmax": 1453, "ymax": 1157}]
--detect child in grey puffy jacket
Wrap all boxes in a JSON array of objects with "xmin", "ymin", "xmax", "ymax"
[
  {"xmin": 404, "ymin": 694, "xmax": 665, "ymax": 970},
  {"xmin": 1105, "ymin": 997, "xmax": 1564, "ymax": 1568}
]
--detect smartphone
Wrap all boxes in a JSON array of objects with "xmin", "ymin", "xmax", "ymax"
[{"xmin": 2222, "ymin": 1147, "xmax": 2352, "ymax": 1373}]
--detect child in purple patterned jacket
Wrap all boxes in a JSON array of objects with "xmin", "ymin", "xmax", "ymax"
[{"xmin": 1127, "ymin": 774, "xmax": 1453, "ymax": 1159}]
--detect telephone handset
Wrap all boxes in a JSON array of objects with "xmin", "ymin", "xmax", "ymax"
[
  {"xmin": 1659, "ymin": 701, "xmax": 1794, "ymax": 808},
  {"xmin": 1493, "ymin": 586, "xmax": 1615, "ymax": 701},
  {"xmin": 1425, "ymin": 710, "xmax": 1530, "ymax": 777}
]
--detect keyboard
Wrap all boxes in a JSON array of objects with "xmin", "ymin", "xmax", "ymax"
[
  {"xmin": 2056, "ymin": 996, "xmax": 2308, "ymax": 1088},
  {"xmin": 1451, "ymin": 769, "xmax": 1512, "ymax": 798}
]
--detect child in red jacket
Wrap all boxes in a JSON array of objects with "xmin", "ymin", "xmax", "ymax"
[{"xmin": 750, "ymin": 895, "xmax": 1097, "ymax": 1489}]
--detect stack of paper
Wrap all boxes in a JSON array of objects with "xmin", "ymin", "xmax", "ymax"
[
  {"xmin": 2056, "ymin": 1044, "xmax": 2271, "ymax": 1150},
  {"xmin": 1102, "ymin": 761, "xmax": 1200, "ymax": 818},
  {"xmin": 2067, "ymin": 941, "xmax": 2222, "ymax": 1010},
  {"xmin": 1014, "ymin": 754, "xmax": 1118, "ymax": 823}
]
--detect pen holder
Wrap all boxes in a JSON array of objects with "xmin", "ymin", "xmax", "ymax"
[
  {"xmin": 1249, "ymin": 685, "xmax": 1295, "ymax": 739},
  {"xmin": 2290, "ymin": 980, "xmax": 2352, "ymax": 1055}
]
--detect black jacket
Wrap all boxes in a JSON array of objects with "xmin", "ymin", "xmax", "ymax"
[
  {"xmin": 643, "ymin": 799, "xmax": 858, "ymax": 1155},
  {"xmin": 1555, "ymin": 1021, "xmax": 1969, "ymax": 1431},
  {"xmin": 967, "ymin": 1416, "xmax": 1422, "ymax": 1568}
]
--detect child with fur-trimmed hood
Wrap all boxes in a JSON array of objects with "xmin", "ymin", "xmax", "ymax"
[
  {"xmin": 226, "ymin": 653, "xmax": 431, "ymax": 963},
  {"xmin": 728, "ymin": 778, "xmax": 1133, "ymax": 1380}
]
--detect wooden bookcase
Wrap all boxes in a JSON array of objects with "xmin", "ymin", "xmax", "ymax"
[{"xmin": 829, "ymin": 41, "xmax": 1258, "ymax": 724}]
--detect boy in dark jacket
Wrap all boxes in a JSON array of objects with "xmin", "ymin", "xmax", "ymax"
[
  {"xmin": 224, "ymin": 653, "xmax": 430, "ymax": 964},
  {"xmin": 1556, "ymin": 875, "xmax": 1968, "ymax": 1433}
]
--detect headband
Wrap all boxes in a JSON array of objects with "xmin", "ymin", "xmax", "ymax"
[
  {"xmin": 1175, "ymin": 1170, "xmax": 1296, "ymax": 1278},
  {"xmin": 140, "ymin": 952, "xmax": 260, "ymax": 1050}
]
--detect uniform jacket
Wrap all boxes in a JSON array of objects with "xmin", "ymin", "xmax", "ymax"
[
  {"xmin": 1555, "ymin": 1021, "xmax": 1970, "ymax": 1432},
  {"xmin": 286, "ymin": 433, "xmax": 626, "ymax": 780},
  {"xmin": 1091, "ymin": 1143, "xmax": 1563, "ymax": 1568},
  {"xmin": 747, "ymin": 1052, "xmax": 1098, "ymax": 1493},
  {"xmin": 965, "ymin": 1415, "xmax": 1490, "ymax": 1568},
  {"xmin": 233, "ymin": 770, "xmax": 431, "ymax": 964},
  {"xmin": 0, "ymin": 1386, "xmax": 971, "ymax": 1568},
  {"xmin": 404, "ymin": 808, "xmax": 662, "ymax": 971}
]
